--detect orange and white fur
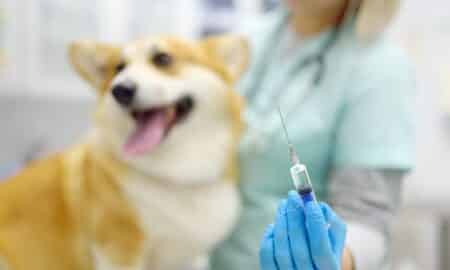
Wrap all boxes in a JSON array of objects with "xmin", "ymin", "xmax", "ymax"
[{"xmin": 0, "ymin": 35, "xmax": 248, "ymax": 270}]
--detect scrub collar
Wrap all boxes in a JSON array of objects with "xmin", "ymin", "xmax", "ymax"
[{"xmin": 240, "ymin": 7, "xmax": 339, "ymax": 100}]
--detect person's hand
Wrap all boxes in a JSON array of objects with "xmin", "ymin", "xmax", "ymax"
[{"xmin": 260, "ymin": 191, "xmax": 347, "ymax": 270}]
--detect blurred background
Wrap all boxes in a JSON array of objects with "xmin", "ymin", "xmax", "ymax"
[{"xmin": 0, "ymin": 0, "xmax": 449, "ymax": 269}]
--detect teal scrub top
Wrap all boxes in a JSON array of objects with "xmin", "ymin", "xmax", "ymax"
[{"xmin": 210, "ymin": 8, "xmax": 415, "ymax": 270}]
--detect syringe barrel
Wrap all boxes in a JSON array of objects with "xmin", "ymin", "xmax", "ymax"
[
  {"xmin": 290, "ymin": 163, "xmax": 312, "ymax": 189},
  {"xmin": 290, "ymin": 163, "xmax": 316, "ymax": 203}
]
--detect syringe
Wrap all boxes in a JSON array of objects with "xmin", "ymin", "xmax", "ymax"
[{"xmin": 277, "ymin": 107, "xmax": 317, "ymax": 204}]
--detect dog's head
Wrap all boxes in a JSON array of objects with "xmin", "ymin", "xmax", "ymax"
[{"xmin": 69, "ymin": 35, "xmax": 248, "ymax": 184}]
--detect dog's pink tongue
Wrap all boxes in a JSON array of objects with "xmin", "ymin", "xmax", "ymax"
[{"xmin": 123, "ymin": 111, "xmax": 167, "ymax": 156}]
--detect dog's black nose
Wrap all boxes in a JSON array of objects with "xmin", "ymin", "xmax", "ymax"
[{"xmin": 112, "ymin": 82, "xmax": 136, "ymax": 107}]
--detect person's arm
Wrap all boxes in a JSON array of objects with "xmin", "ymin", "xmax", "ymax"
[
  {"xmin": 329, "ymin": 42, "xmax": 415, "ymax": 269},
  {"xmin": 342, "ymin": 247, "xmax": 355, "ymax": 270},
  {"xmin": 328, "ymin": 168, "xmax": 405, "ymax": 270}
]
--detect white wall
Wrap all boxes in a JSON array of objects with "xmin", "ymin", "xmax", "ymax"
[
  {"xmin": 389, "ymin": 0, "xmax": 450, "ymax": 210},
  {"xmin": 388, "ymin": 1, "xmax": 450, "ymax": 269}
]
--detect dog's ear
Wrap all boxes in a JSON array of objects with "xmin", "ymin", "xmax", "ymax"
[
  {"xmin": 200, "ymin": 35, "xmax": 249, "ymax": 83},
  {"xmin": 69, "ymin": 40, "xmax": 122, "ymax": 92}
]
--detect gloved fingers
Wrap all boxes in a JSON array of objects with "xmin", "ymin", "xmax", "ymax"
[
  {"xmin": 320, "ymin": 203, "xmax": 347, "ymax": 260},
  {"xmin": 260, "ymin": 224, "xmax": 279, "ymax": 270},
  {"xmin": 273, "ymin": 200, "xmax": 296, "ymax": 270},
  {"xmin": 286, "ymin": 191, "xmax": 315, "ymax": 270},
  {"xmin": 304, "ymin": 201, "xmax": 338, "ymax": 270}
]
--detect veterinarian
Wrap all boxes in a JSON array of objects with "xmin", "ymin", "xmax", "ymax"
[{"xmin": 210, "ymin": 0, "xmax": 415, "ymax": 270}]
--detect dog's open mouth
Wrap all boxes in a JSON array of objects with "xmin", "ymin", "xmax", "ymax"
[{"xmin": 123, "ymin": 95, "xmax": 194, "ymax": 156}]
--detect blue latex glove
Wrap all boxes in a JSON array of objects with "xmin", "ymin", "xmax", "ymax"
[{"xmin": 260, "ymin": 191, "xmax": 347, "ymax": 270}]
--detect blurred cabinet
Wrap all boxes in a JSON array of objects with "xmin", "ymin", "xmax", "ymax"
[
  {"xmin": 1, "ymin": 0, "xmax": 102, "ymax": 97},
  {"xmin": 0, "ymin": 0, "xmax": 19, "ymax": 83},
  {"xmin": 0, "ymin": 0, "xmax": 201, "ymax": 98},
  {"xmin": 199, "ymin": 0, "xmax": 264, "ymax": 36},
  {"xmin": 27, "ymin": 0, "xmax": 101, "ymax": 97},
  {"xmin": 0, "ymin": 0, "xmax": 268, "ymax": 98},
  {"xmin": 128, "ymin": 0, "xmax": 199, "ymax": 39}
]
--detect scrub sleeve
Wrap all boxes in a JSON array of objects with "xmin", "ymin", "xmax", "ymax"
[
  {"xmin": 331, "ymin": 44, "xmax": 416, "ymax": 270},
  {"xmin": 333, "ymin": 45, "xmax": 415, "ymax": 170}
]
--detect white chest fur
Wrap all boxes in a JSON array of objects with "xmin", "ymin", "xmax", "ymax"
[{"xmin": 119, "ymin": 175, "xmax": 240, "ymax": 270}]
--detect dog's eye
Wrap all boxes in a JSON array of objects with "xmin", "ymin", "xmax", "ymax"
[
  {"xmin": 152, "ymin": 51, "xmax": 173, "ymax": 68},
  {"xmin": 115, "ymin": 61, "xmax": 126, "ymax": 74}
]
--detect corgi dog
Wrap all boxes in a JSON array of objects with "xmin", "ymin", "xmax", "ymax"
[{"xmin": 0, "ymin": 35, "xmax": 248, "ymax": 270}]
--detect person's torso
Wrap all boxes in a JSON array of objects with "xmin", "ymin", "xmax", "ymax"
[{"xmin": 237, "ymin": 10, "xmax": 355, "ymax": 202}]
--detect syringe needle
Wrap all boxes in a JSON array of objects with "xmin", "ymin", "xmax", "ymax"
[
  {"xmin": 277, "ymin": 106, "xmax": 292, "ymax": 146},
  {"xmin": 277, "ymin": 106, "xmax": 319, "ymax": 203},
  {"xmin": 277, "ymin": 106, "xmax": 300, "ymax": 165}
]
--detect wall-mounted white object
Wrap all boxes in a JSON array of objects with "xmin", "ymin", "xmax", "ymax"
[{"xmin": 0, "ymin": 0, "xmax": 20, "ymax": 87}]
